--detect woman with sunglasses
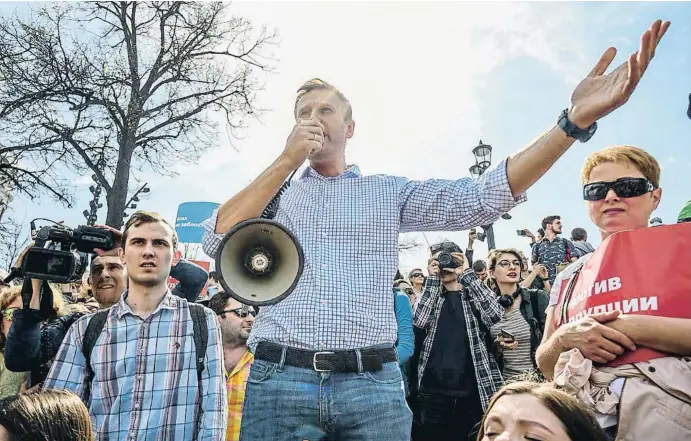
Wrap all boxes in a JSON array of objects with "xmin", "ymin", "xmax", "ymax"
[
  {"xmin": 407, "ymin": 269, "xmax": 425, "ymax": 308},
  {"xmin": 485, "ymin": 248, "xmax": 550, "ymax": 380},
  {"xmin": 536, "ymin": 145, "xmax": 691, "ymax": 440}
]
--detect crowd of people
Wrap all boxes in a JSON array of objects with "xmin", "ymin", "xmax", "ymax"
[{"xmin": 0, "ymin": 17, "xmax": 689, "ymax": 441}]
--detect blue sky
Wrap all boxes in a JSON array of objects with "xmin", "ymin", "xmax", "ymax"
[{"xmin": 3, "ymin": 2, "xmax": 690, "ymax": 273}]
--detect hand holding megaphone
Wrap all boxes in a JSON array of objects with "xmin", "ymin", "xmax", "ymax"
[{"xmin": 283, "ymin": 119, "xmax": 324, "ymax": 168}]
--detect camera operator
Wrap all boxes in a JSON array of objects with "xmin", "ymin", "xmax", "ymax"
[
  {"xmin": 412, "ymin": 242, "xmax": 504, "ymax": 441},
  {"xmin": 3, "ymin": 226, "xmax": 208, "ymax": 388}
]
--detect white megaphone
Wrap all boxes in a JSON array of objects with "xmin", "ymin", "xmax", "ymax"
[{"xmin": 215, "ymin": 218, "xmax": 304, "ymax": 306}]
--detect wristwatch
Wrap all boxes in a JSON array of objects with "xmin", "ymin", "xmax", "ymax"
[{"xmin": 557, "ymin": 109, "xmax": 597, "ymax": 142}]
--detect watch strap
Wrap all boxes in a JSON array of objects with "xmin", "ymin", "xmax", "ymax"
[{"xmin": 558, "ymin": 109, "xmax": 597, "ymax": 142}]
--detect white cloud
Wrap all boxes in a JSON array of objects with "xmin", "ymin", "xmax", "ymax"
[
  {"xmin": 152, "ymin": 2, "xmax": 597, "ymax": 271},
  {"xmin": 15, "ymin": 2, "xmax": 624, "ymax": 273}
]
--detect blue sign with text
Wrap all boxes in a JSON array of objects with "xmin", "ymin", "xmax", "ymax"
[{"xmin": 175, "ymin": 202, "xmax": 220, "ymax": 243}]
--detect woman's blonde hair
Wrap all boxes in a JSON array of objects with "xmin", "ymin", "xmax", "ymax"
[
  {"xmin": 581, "ymin": 145, "xmax": 661, "ymax": 187},
  {"xmin": 0, "ymin": 283, "xmax": 83, "ymax": 350},
  {"xmin": 485, "ymin": 248, "xmax": 523, "ymax": 293}
]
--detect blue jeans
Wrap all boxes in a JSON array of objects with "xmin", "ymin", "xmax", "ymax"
[{"xmin": 239, "ymin": 356, "xmax": 413, "ymax": 441}]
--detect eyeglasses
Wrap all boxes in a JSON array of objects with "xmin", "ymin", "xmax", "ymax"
[
  {"xmin": 220, "ymin": 307, "xmax": 257, "ymax": 318},
  {"xmin": 497, "ymin": 260, "xmax": 521, "ymax": 269},
  {"xmin": 395, "ymin": 288, "xmax": 414, "ymax": 296},
  {"xmin": 430, "ymin": 241, "xmax": 462, "ymax": 254},
  {"xmin": 410, "ymin": 273, "xmax": 424, "ymax": 278},
  {"xmin": 1, "ymin": 307, "xmax": 18, "ymax": 322},
  {"xmin": 583, "ymin": 177, "xmax": 655, "ymax": 201}
]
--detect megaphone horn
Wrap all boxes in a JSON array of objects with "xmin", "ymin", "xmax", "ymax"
[{"xmin": 215, "ymin": 219, "xmax": 304, "ymax": 306}]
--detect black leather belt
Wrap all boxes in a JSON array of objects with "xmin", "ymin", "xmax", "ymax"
[{"xmin": 254, "ymin": 342, "xmax": 397, "ymax": 373}]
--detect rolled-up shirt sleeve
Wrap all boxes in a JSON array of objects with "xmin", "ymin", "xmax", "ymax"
[
  {"xmin": 397, "ymin": 159, "xmax": 526, "ymax": 232},
  {"xmin": 201, "ymin": 210, "xmax": 224, "ymax": 259}
]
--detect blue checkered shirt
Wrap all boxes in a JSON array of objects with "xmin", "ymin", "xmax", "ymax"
[
  {"xmin": 43, "ymin": 291, "xmax": 227, "ymax": 441},
  {"xmin": 202, "ymin": 161, "xmax": 525, "ymax": 351}
]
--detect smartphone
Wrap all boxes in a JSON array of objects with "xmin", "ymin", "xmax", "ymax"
[
  {"xmin": 500, "ymin": 329, "xmax": 515, "ymax": 342},
  {"xmin": 517, "ymin": 229, "xmax": 526, "ymax": 237}
]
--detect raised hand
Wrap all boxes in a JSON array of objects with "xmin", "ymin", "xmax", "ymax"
[
  {"xmin": 282, "ymin": 118, "xmax": 324, "ymax": 169},
  {"xmin": 568, "ymin": 20, "xmax": 670, "ymax": 128},
  {"xmin": 93, "ymin": 224, "xmax": 122, "ymax": 257},
  {"xmin": 427, "ymin": 260, "xmax": 440, "ymax": 277},
  {"xmin": 449, "ymin": 252, "xmax": 469, "ymax": 275}
]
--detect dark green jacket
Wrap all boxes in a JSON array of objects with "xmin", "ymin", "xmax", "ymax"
[{"xmin": 493, "ymin": 287, "xmax": 550, "ymax": 372}]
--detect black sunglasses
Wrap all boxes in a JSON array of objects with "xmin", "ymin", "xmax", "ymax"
[
  {"xmin": 410, "ymin": 273, "xmax": 424, "ymax": 278},
  {"xmin": 583, "ymin": 177, "xmax": 655, "ymax": 201},
  {"xmin": 220, "ymin": 307, "xmax": 257, "ymax": 318}
]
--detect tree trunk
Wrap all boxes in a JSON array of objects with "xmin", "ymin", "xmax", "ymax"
[{"xmin": 105, "ymin": 142, "xmax": 134, "ymax": 229}]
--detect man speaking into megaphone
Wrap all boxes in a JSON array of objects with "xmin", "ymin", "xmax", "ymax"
[{"xmin": 202, "ymin": 23, "xmax": 667, "ymax": 438}]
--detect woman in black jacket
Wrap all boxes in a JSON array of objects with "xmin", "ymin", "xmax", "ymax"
[{"xmin": 485, "ymin": 248, "xmax": 550, "ymax": 380}]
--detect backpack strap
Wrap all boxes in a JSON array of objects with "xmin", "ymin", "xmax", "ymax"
[
  {"xmin": 188, "ymin": 304, "xmax": 208, "ymax": 382},
  {"xmin": 82, "ymin": 310, "xmax": 109, "ymax": 399}
]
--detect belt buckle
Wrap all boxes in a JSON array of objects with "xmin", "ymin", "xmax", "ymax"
[{"xmin": 313, "ymin": 351, "xmax": 335, "ymax": 372}]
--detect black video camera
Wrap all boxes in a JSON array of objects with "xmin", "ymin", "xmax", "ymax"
[{"xmin": 19, "ymin": 223, "xmax": 117, "ymax": 283}]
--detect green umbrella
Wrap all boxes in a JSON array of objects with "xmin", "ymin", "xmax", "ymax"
[{"xmin": 678, "ymin": 200, "xmax": 691, "ymax": 223}]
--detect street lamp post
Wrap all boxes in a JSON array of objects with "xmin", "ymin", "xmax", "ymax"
[
  {"xmin": 82, "ymin": 178, "xmax": 103, "ymax": 226},
  {"xmin": 469, "ymin": 140, "xmax": 501, "ymax": 251},
  {"xmin": 83, "ymin": 154, "xmax": 107, "ymax": 226},
  {"xmin": 123, "ymin": 183, "xmax": 150, "ymax": 219}
]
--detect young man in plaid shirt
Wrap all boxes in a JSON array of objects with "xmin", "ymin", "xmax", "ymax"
[{"xmin": 44, "ymin": 211, "xmax": 227, "ymax": 441}]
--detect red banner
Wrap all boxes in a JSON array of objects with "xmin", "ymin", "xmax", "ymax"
[
  {"xmin": 168, "ymin": 260, "xmax": 211, "ymax": 297},
  {"xmin": 554, "ymin": 222, "xmax": 691, "ymax": 366}
]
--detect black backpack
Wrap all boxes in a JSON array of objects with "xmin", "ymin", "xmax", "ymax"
[{"xmin": 81, "ymin": 303, "xmax": 208, "ymax": 397}]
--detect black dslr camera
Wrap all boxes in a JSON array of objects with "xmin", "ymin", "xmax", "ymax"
[
  {"xmin": 437, "ymin": 252, "xmax": 461, "ymax": 270},
  {"xmin": 18, "ymin": 222, "xmax": 117, "ymax": 283},
  {"xmin": 430, "ymin": 241, "xmax": 464, "ymax": 271}
]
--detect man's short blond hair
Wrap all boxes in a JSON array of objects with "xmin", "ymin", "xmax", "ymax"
[
  {"xmin": 122, "ymin": 210, "xmax": 178, "ymax": 251},
  {"xmin": 581, "ymin": 145, "xmax": 661, "ymax": 188},
  {"xmin": 294, "ymin": 78, "xmax": 352, "ymax": 122}
]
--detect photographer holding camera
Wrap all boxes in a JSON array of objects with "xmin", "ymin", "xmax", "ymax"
[
  {"xmin": 412, "ymin": 242, "xmax": 504, "ymax": 441},
  {"xmin": 3, "ymin": 222, "xmax": 208, "ymax": 390}
]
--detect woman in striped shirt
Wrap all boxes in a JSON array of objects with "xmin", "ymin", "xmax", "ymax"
[{"xmin": 486, "ymin": 248, "xmax": 550, "ymax": 380}]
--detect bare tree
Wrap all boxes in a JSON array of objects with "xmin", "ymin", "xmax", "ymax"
[
  {"xmin": 398, "ymin": 234, "xmax": 425, "ymax": 253},
  {"xmin": 0, "ymin": 215, "xmax": 29, "ymax": 271},
  {"xmin": 182, "ymin": 243, "xmax": 200, "ymax": 260},
  {"xmin": 0, "ymin": 2, "xmax": 278, "ymax": 228}
]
